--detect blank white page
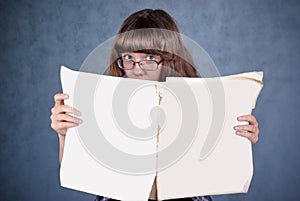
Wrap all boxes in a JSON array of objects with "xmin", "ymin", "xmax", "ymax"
[
  {"xmin": 156, "ymin": 73, "xmax": 263, "ymax": 200},
  {"xmin": 59, "ymin": 66, "xmax": 158, "ymax": 201}
]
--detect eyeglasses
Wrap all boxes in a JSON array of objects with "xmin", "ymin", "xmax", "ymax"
[{"xmin": 117, "ymin": 57, "xmax": 164, "ymax": 71}]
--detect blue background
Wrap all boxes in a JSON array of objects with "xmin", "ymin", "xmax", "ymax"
[{"xmin": 1, "ymin": 0, "xmax": 299, "ymax": 200}]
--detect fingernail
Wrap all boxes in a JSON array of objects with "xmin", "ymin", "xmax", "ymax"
[
  {"xmin": 78, "ymin": 119, "xmax": 83, "ymax": 124},
  {"xmin": 236, "ymin": 131, "xmax": 241, "ymax": 135},
  {"xmin": 77, "ymin": 111, "xmax": 81, "ymax": 116},
  {"xmin": 238, "ymin": 116, "xmax": 242, "ymax": 120},
  {"xmin": 64, "ymin": 94, "xmax": 68, "ymax": 98}
]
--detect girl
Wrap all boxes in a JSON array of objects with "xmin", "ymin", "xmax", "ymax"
[{"xmin": 50, "ymin": 9, "xmax": 260, "ymax": 201}]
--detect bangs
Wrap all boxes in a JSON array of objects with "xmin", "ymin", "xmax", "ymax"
[{"xmin": 114, "ymin": 28, "xmax": 180, "ymax": 56}]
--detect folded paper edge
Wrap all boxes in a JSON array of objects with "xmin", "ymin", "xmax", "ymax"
[
  {"xmin": 165, "ymin": 71, "xmax": 264, "ymax": 86},
  {"xmin": 59, "ymin": 65, "xmax": 77, "ymax": 187},
  {"xmin": 223, "ymin": 71, "xmax": 263, "ymax": 81},
  {"xmin": 61, "ymin": 67, "xmax": 264, "ymax": 86}
]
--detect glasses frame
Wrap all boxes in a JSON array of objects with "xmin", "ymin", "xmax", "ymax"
[{"xmin": 117, "ymin": 56, "xmax": 164, "ymax": 71}]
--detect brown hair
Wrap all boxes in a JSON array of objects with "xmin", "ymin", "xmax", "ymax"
[{"xmin": 109, "ymin": 9, "xmax": 200, "ymax": 81}]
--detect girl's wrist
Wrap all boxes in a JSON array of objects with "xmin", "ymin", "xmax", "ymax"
[{"xmin": 57, "ymin": 132, "xmax": 66, "ymax": 139}]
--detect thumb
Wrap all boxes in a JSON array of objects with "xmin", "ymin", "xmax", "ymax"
[{"xmin": 54, "ymin": 93, "xmax": 69, "ymax": 106}]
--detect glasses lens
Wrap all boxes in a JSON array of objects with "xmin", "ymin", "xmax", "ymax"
[
  {"xmin": 122, "ymin": 60, "xmax": 134, "ymax": 69},
  {"xmin": 139, "ymin": 61, "xmax": 158, "ymax": 71},
  {"xmin": 118, "ymin": 59, "xmax": 159, "ymax": 71}
]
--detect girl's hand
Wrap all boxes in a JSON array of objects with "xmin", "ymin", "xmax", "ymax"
[
  {"xmin": 233, "ymin": 114, "xmax": 259, "ymax": 144},
  {"xmin": 50, "ymin": 93, "xmax": 82, "ymax": 136}
]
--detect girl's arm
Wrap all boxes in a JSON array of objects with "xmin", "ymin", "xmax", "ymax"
[
  {"xmin": 50, "ymin": 93, "xmax": 82, "ymax": 164},
  {"xmin": 58, "ymin": 134, "xmax": 65, "ymax": 164}
]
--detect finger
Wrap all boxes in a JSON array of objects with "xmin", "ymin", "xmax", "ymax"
[
  {"xmin": 52, "ymin": 105, "xmax": 81, "ymax": 116},
  {"xmin": 52, "ymin": 113, "xmax": 83, "ymax": 124},
  {"xmin": 236, "ymin": 130, "xmax": 258, "ymax": 144},
  {"xmin": 248, "ymin": 115, "xmax": 258, "ymax": 125},
  {"xmin": 54, "ymin": 93, "xmax": 69, "ymax": 106},
  {"xmin": 233, "ymin": 125, "xmax": 257, "ymax": 133},
  {"xmin": 237, "ymin": 114, "xmax": 258, "ymax": 125}
]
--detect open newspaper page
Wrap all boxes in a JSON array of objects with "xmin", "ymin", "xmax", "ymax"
[
  {"xmin": 59, "ymin": 66, "xmax": 158, "ymax": 200},
  {"xmin": 59, "ymin": 66, "xmax": 263, "ymax": 201},
  {"xmin": 156, "ymin": 74, "xmax": 263, "ymax": 200}
]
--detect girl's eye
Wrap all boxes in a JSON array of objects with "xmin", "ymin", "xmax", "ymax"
[
  {"xmin": 146, "ymin": 55, "xmax": 156, "ymax": 61},
  {"xmin": 124, "ymin": 55, "xmax": 132, "ymax": 60}
]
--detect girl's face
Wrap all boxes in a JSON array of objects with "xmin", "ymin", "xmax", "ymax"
[{"xmin": 121, "ymin": 52, "xmax": 163, "ymax": 81}]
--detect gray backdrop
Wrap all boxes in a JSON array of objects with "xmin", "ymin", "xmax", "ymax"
[{"xmin": 1, "ymin": 0, "xmax": 299, "ymax": 201}]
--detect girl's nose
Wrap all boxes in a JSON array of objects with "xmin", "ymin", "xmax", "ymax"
[{"xmin": 132, "ymin": 62, "xmax": 144, "ymax": 75}]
